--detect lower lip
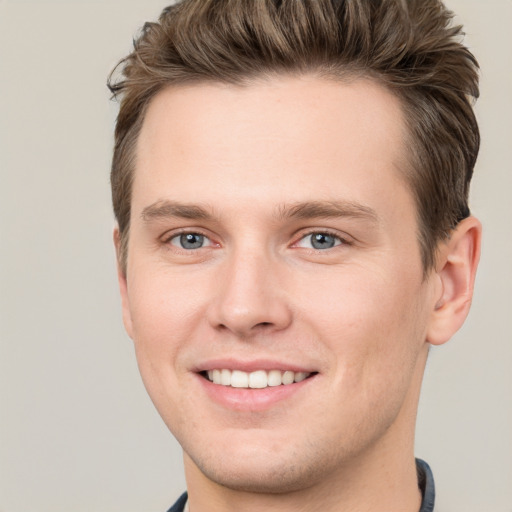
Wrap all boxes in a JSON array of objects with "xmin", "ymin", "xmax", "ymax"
[{"xmin": 196, "ymin": 374, "xmax": 316, "ymax": 411}]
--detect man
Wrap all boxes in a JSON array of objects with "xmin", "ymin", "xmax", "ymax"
[{"xmin": 108, "ymin": 1, "xmax": 481, "ymax": 510}]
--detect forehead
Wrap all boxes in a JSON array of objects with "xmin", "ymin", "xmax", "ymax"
[{"xmin": 133, "ymin": 75, "xmax": 411, "ymax": 218}]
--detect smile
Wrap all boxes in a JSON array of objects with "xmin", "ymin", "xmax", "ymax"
[{"xmin": 205, "ymin": 369, "xmax": 313, "ymax": 389}]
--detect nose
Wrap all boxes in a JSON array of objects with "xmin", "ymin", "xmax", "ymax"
[{"xmin": 206, "ymin": 248, "xmax": 293, "ymax": 338}]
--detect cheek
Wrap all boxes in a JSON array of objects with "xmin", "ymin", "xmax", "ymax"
[
  {"xmin": 124, "ymin": 273, "xmax": 203, "ymax": 430},
  {"xmin": 129, "ymin": 267, "xmax": 207, "ymax": 335},
  {"xmin": 301, "ymin": 266, "xmax": 429, "ymax": 382},
  {"xmin": 125, "ymin": 271, "xmax": 202, "ymax": 384}
]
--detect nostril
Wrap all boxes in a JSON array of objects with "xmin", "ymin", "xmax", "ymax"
[{"xmin": 251, "ymin": 322, "xmax": 276, "ymax": 333}]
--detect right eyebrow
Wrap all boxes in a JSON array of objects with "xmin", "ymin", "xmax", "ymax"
[{"xmin": 141, "ymin": 200, "xmax": 214, "ymax": 222}]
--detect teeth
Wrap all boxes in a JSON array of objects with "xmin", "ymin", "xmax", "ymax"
[
  {"xmin": 282, "ymin": 370, "xmax": 294, "ymax": 385},
  {"xmin": 294, "ymin": 372, "xmax": 308, "ymax": 383},
  {"xmin": 205, "ymin": 369, "xmax": 312, "ymax": 388},
  {"xmin": 249, "ymin": 370, "xmax": 267, "ymax": 388},
  {"xmin": 267, "ymin": 370, "xmax": 282, "ymax": 387},
  {"xmin": 231, "ymin": 370, "xmax": 249, "ymax": 388},
  {"xmin": 220, "ymin": 369, "xmax": 231, "ymax": 386}
]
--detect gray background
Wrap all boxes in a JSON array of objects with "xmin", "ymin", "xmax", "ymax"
[{"xmin": 0, "ymin": 1, "xmax": 510, "ymax": 511}]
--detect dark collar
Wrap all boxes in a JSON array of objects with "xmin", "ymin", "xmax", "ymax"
[{"xmin": 416, "ymin": 458, "xmax": 436, "ymax": 512}]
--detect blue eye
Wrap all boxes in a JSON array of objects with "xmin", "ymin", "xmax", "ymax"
[
  {"xmin": 170, "ymin": 233, "xmax": 211, "ymax": 250},
  {"xmin": 297, "ymin": 232, "xmax": 342, "ymax": 250}
]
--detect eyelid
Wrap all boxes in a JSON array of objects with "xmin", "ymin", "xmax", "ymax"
[{"xmin": 162, "ymin": 227, "xmax": 206, "ymax": 241}]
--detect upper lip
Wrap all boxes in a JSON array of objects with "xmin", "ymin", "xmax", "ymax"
[{"xmin": 194, "ymin": 358, "xmax": 317, "ymax": 374}]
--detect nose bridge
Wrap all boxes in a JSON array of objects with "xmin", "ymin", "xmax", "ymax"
[{"xmin": 208, "ymin": 241, "xmax": 291, "ymax": 336}]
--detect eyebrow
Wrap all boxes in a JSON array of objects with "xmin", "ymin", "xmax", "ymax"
[
  {"xmin": 141, "ymin": 199, "xmax": 379, "ymax": 224},
  {"xmin": 141, "ymin": 200, "xmax": 214, "ymax": 221},
  {"xmin": 276, "ymin": 200, "xmax": 379, "ymax": 223}
]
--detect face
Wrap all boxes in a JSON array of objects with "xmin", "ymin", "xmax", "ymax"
[{"xmin": 118, "ymin": 76, "xmax": 439, "ymax": 493}]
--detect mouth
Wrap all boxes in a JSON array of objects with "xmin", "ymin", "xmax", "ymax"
[
  {"xmin": 196, "ymin": 363, "xmax": 319, "ymax": 411},
  {"xmin": 201, "ymin": 369, "xmax": 317, "ymax": 389}
]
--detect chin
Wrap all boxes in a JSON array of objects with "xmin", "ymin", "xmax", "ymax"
[
  {"xmin": 182, "ymin": 431, "xmax": 344, "ymax": 495},
  {"xmin": 193, "ymin": 454, "xmax": 324, "ymax": 494}
]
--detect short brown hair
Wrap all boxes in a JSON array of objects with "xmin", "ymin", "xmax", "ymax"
[{"xmin": 108, "ymin": 0, "xmax": 479, "ymax": 274}]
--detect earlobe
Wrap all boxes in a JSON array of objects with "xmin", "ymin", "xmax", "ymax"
[
  {"xmin": 426, "ymin": 216, "xmax": 482, "ymax": 346},
  {"xmin": 113, "ymin": 227, "xmax": 134, "ymax": 339}
]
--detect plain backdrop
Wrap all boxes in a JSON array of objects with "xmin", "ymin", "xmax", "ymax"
[{"xmin": 0, "ymin": 1, "xmax": 511, "ymax": 511}]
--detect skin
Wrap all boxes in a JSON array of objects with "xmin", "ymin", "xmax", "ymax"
[{"xmin": 116, "ymin": 75, "xmax": 481, "ymax": 512}]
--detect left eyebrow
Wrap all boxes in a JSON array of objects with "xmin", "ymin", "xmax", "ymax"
[{"xmin": 275, "ymin": 200, "xmax": 379, "ymax": 223}]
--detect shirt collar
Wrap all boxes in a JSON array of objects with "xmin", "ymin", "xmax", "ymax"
[{"xmin": 416, "ymin": 458, "xmax": 436, "ymax": 512}]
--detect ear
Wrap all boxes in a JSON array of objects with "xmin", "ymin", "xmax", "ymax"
[
  {"xmin": 113, "ymin": 226, "xmax": 134, "ymax": 339},
  {"xmin": 427, "ymin": 216, "xmax": 482, "ymax": 346}
]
